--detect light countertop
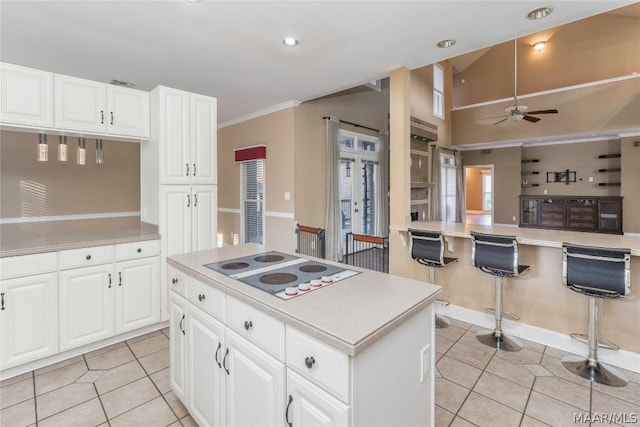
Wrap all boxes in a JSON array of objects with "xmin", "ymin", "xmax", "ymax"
[
  {"xmin": 168, "ymin": 244, "xmax": 441, "ymax": 356},
  {"xmin": 391, "ymin": 221, "xmax": 640, "ymax": 256},
  {"xmin": 0, "ymin": 217, "xmax": 160, "ymax": 257}
]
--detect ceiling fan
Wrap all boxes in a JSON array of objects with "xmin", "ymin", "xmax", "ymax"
[{"xmin": 479, "ymin": 39, "xmax": 558, "ymax": 125}]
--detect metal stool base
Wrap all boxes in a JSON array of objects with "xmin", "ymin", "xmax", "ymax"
[
  {"xmin": 435, "ymin": 314, "xmax": 451, "ymax": 329},
  {"xmin": 475, "ymin": 330, "xmax": 523, "ymax": 352},
  {"xmin": 561, "ymin": 355, "xmax": 627, "ymax": 387}
]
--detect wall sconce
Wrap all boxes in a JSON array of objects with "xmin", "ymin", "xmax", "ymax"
[
  {"xmin": 96, "ymin": 139, "xmax": 104, "ymax": 164},
  {"xmin": 533, "ymin": 41, "xmax": 546, "ymax": 51},
  {"xmin": 77, "ymin": 138, "xmax": 86, "ymax": 165},
  {"xmin": 37, "ymin": 134, "xmax": 48, "ymax": 161},
  {"xmin": 58, "ymin": 136, "xmax": 68, "ymax": 161}
]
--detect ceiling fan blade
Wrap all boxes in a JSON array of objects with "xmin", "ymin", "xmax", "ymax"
[
  {"xmin": 527, "ymin": 109, "xmax": 558, "ymax": 114},
  {"xmin": 491, "ymin": 118, "xmax": 509, "ymax": 125},
  {"xmin": 523, "ymin": 115, "xmax": 541, "ymax": 123},
  {"xmin": 478, "ymin": 114, "xmax": 509, "ymax": 120}
]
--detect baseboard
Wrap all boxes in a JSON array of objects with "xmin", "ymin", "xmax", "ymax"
[{"xmin": 439, "ymin": 304, "xmax": 640, "ymax": 374}]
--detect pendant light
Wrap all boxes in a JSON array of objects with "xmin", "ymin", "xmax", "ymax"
[
  {"xmin": 96, "ymin": 139, "xmax": 104, "ymax": 164},
  {"xmin": 58, "ymin": 136, "xmax": 68, "ymax": 161},
  {"xmin": 77, "ymin": 138, "xmax": 86, "ymax": 165},
  {"xmin": 37, "ymin": 134, "xmax": 48, "ymax": 161}
]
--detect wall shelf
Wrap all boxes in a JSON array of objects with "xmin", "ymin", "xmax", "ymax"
[
  {"xmin": 598, "ymin": 168, "xmax": 621, "ymax": 173},
  {"xmin": 521, "ymin": 183, "xmax": 540, "ymax": 187},
  {"xmin": 598, "ymin": 182, "xmax": 621, "ymax": 187},
  {"xmin": 598, "ymin": 154, "xmax": 621, "ymax": 159},
  {"xmin": 521, "ymin": 159, "xmax": 540, "ymax": 163},
  {"xmin": 521, "ymin": 171, "xmax": 540, "ymax": 176}
]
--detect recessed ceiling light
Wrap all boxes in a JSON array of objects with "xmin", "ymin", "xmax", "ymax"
[
  {"xmin": 283, "ymin": 37, "xmax": 299, "ymax": 47},
  {"xmin": 437, "ymin": 39, "xmax": 456, "ymax": 48},
  {"xmin": 533, "ymin": 41, "xmax": 546, "ymax": 51},
  {"xmin": 527, "ymin": 7, "xmax": 553, "ymax": 20}
]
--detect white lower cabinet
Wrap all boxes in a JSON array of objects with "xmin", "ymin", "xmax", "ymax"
[
  {"xmin": 0, "ymin": 273, "xmax": 58, "ymax": 368},
  {"xmin": 115, "ymin": 257, "xmax": 160, "ymax": 333},
  {"xmin": 169, "ymin": 292, "xmax": 187, "ymax": 403},
  {"xmin": 287, "ymin": 370, "xmax": 349, "ymax": 427}
]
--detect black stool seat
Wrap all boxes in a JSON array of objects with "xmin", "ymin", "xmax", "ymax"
[
  {"xmin": 561, "ymin": 243, "xmax": 630, "ymax": 387},
  {"xmin": 409, "ymin": 229, "xmax": 458, "ymax": 329}
]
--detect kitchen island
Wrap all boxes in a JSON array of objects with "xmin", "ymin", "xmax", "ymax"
[
  {"xmin": 167, "ymin": 243, "xmax": 441, "ymax": 427},
  {"xmin": 389, "ymin": 221, "xmax": 640, "ymax": 371}
]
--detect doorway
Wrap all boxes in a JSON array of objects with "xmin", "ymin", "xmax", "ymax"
[{"xmin": 464, "ymin": 165, "xmax": 493, "ymax": 225}]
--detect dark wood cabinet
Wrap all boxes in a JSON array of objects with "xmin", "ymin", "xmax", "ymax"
[{"xmin": 519, "ymin": 196, "xmax": 623, "ymax": 234}]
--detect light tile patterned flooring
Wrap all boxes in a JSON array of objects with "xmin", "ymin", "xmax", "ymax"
[{"xmin": 1, "ymin": 321, "xmax": 639, "ymax": 427}]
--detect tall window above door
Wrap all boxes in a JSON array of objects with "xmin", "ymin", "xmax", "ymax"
[
  {"xmin": 433, "ymin": 64, "xmax": 444, "ymax": 119},
  {"xmin": 240, "ymin": 159, "xmax": 264, "ymax": 244}
]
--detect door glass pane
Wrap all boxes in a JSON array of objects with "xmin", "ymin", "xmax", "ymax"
[
  {"xmin": 361, "ymin": 160, "xmax": 378, "ymax": 235},
  {"xmin": 357, "ymin": 138, "xmax": 377, "ymax": 152},
  {"xmin": 339, "ymin": 135, "xmax": 354, "ymax": 149},
  {"xmin": 441, "ymin": 166, "xmax": 457, "ymax": 222},
  {"xmin": 339, "ymin": 159, "xmax": 353, "ymax": 236}
]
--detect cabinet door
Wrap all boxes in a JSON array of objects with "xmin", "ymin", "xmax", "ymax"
[
  {"xmin": 169, "ymin": 291, "xmax": 188, "ymax": 403},
  {"xmin": 225, "ymin": 329, "xmax": 285, "ymax": 427},
  {"xmin": 115, "ymin": 257, "xmax": 160, "ymax": 333},
  {"xmin": 59, "ymin": 265, "xmax": 115, "ymax": 351},
  {"xmin": 161, "ymin": 186, "xmax": 193, "ymax": 256},
  {"xmin": 598, "ymin": 199, "xmax": 622, "ymax": 233},
  {"xmin": 187, "ymin": 305, "xmax": 226, "ymax": 427},
  {"xmin": 191, "ymin": 94, "xmax": 217, "ymax": 185},
  {"xmin": 0, "ymin": 62, "xmax": 53, "ymax": 127},
  {"xmin": 192, "ymin": 185, "xmax": 218, "ymax": 252},
  {"xmin": 0, "ymin": 273, "xmax": 58, "ymax": 368},
  {"xmin": 54, "ymin": 74, "xmax": 107, "ymax": 133},
  {"xmin": 107, "ymin": 85, "xmax": 150, "ymax": 138},
  {"xmin": 159, "ymin": 87, "xmax": 191, "ymax": 184},
  {"xmin": 287, "ymin": 370, "xmax": 350, "ymax": 427}
]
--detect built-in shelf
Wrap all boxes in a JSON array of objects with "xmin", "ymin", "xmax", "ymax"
[
  {"xmin": 521, "ymin": 183, "xmax": 540, "ymax": 187},
  {"xmin": 410, "ymin": 182, "xmax": 434, "ymax": 189},
  {"xmin": 598, "ymin": 168, "xmax": 621, "ymax": 173},
  {"xmin": 521, "ymin": 159, "xmax": 540, "ymax": 163},
  {"xmin": 521, "ymin": 171, "xmax": 540, "ymax": 176},
  {"xmin": 598, "ymin": 154, "xmax": 621, "ymax": 159},
  {"xmin": 598, "ymin": 182, "xmax": 621, "ymax": 187}
]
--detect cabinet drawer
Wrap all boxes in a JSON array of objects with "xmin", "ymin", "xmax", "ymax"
[
  {"xmin": 59, "ymin": 245, "xmax": 114, "ymax": 270},
  {"xmin": 115, "ymin": 240, "xmax": 160, "ymax": 261},
  {"xmin": 167, "ymin": 265, "xmax": 187, "ymax": 297},
  {"xmin": 568, "ymin": 221, "xmax": 597, "ymax": 230},
  {"xmin": 567, "ymin": 213, "xmax": 595, "ymax": 221},
  {"xmin": 186, "ymin": 277, "xmax": 224, "ymax": 321},
  {"xmin": 286, "ymin": 326, "xmax": 349, "ymax": 404},
  {"xmin": 540, "ymin": 219, "xmax": 565, "ymax": 227},
  {"xmin": 0, "ymin": 252, "xmax": 57, "ymax": 280},
  {"xmin": 540, "ymin": 203, "xmax": 565, "ymax": 213},
  {"xmin": 226, "ymin": 296, "xmax": 285, "ymax": 361},
  {"xmin": 567, "ymin": 205, "xmax": 596, "ymax": 215}
]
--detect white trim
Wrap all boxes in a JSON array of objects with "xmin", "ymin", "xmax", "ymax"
[
  {"xmin": 454, "ymin": 132, "xmax": 637, "ymax": 151},
  {"xmin": 0, "ymin": 211, "xmax": 140, "ymax": 225},
  {"xmin": 440, "ymin": 304, "xmax": 640, "ymax": 373},
  {"xmin": 218, "ymin": 207, "xmax": 241, "ymax": 214},
  {"xmin": 264, "ymin": 211, "xmax": 295, "ymax": 219},
  {"xmin": 452, "ymin": 74, "xmax": 640, "ymax": 111},
  {"xmin": 218, "ymin": 100, "xmax": 302, "ymax": 129}
]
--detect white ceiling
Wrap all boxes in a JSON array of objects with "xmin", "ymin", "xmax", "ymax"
[{"xmin": 0, "ymin": 1, "xmax": 634, "ymax": 126}]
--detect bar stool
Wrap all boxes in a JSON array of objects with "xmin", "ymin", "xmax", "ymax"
[
  {"xmin": 470, "ymin": 232, "xmax": 529, "ymax": 351},
  {"xmin": 561, "ymin": 243, "xmax": 630, "ymax": 387},
  {"xmin": 409, "ymin": 229, "xmax": 458, "ymax": 328}
]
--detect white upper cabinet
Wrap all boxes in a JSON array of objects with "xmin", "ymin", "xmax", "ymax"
[
  {"xmin": 0, "ymin": 62, "xmax": 54, "ymax": 128},
  {"xmin": 155, "ymin": 86, "xmax": 217, "ymax": 185},
  {"xmin": 54, "ymin": 73, "xmax": 149, "ymax": 138}
]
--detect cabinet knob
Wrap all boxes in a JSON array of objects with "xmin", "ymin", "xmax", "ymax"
[
  {"xmin": 137, "ymin": 248, "xmax": 142, "ymax": 253},
  {"xmin": 172, "ymin": 278, "xmax": 179, "ymax": 285},
  {"xmin": 86, "ymin": 254, "xmax": 92, "ymax": 260},
  {"xmin": 198, "ymin": 294, "xmax": 205, "ymax": 302},
  {"xmin": 304, "ymin": 356, "xmax": 315, "ymax": 369},
  {"xmin": 244, "ymin": 320, "xmax": 253, "ymax": 331}
]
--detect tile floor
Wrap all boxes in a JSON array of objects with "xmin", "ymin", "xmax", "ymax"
[{"xmin": 1, "ymin": 321, "xmax": 639, "ymax": 427}]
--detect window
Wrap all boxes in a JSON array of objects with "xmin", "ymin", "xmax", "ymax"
[
  {"xmin": 440, "ymin": 152, "xmax": 456, "ymax": 222},
  {"xmin": 482, "ymin": 172, "xmax": 492, "ymax": 211},
  {"xmin": 433, "ymin": 64, "xmax": 444, "ymax": 119},
  {"xmin": 240, "ymin": 160, "xmax": 264, "ymax": 244}
]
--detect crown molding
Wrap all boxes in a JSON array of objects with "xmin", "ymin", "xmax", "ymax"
[{"xmin": 218, "ymin": 100, "xmax": 302, "ymax": 129}]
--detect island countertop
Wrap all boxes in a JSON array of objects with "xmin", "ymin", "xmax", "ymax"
[
  {"xmin": 168, "ymin": 243, "xmax": 441, "ymax": 356},
  {"xmin": 0, "ymin": 217, "xmax": 160, "ymax": 257},
  {"xmin": 391, "ymin": 221, "xmax": 640, "ymax": 256}
]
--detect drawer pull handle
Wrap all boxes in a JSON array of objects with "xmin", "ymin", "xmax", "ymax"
[
  {"xmin": 137, "ymin": 248, "xmax": 142, "ymax": 253},
  {"xmin": 118, "ymin": 272, "xmax": 122, "ymax": 286},
  {"xmin": 223, "ymin": 348, "xmax": 230, "ymax": 375},
  {"xmin": 1, "ymin": 292, "xmax": 5, "ymax": 310},
  {"xmin": 86, "ymin": 254, "xmax": 92, "ymax": 260},
  {"xmin": 186, "ymin": 163, "xmax": 190, "ymax": 176},
  {"xmin": 215, "ymin": 342, "xmax": 222, "ymax": 368},
  {"xmin": 108, "ymin": 273, "xmax": 112, "ymax": 289},
  {"xmin": 179, "ymin": 314, "xmax": 185, "ymax": 336},
  {"xmin": 244, "ymin": 320, "xmax": 253, "ymax": 331},
  {"xmin": 172, "ymin": 278, "xmax": 179, "ymax": 285},
  {"xmin": 198, "ymin": 294, "xmax": 205, "ymax": 302},
  {"xmin": 285, "ymin": 395, "xmax": 293, "ymax": 427},
  {"xmin": 304, "ymin": 356, "xmax": 315, "ymax": 369},
  {"xmin": 100, "ymin": 110, "xmax": 104, "ymax": 124},
  {"xmin": 110, "ymin": 111, "xmax": 114, "ymax": 125}
]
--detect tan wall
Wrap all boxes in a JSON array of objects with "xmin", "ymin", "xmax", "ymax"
[
  {"xmin": 217, "ymin": 108, "xmax": 295, "ymax": 247},
  {"xmin": 410, "ymin": 61, "xmax": 453, "ymax": 147},
  {"xmin": 452, "ymin": 9, "xmax": 640, "ymax": 107},
  {"xmin": 465, "ymin": 167, "xmax": 485, "ymax": 211},
  {"xmin": 462, "ymin": 147, "xmax": 521, "ymax": 225},
  {"xmin": 621, "ymin": 136, "xmax": 640, "ymax": 233},
  {"xmin": 521, "ymin": 139, "xmax": 621, "ymax": 197},
  {"xmin": 0, "ymin": 131, "xmax": 140, "ymax": 218},
  {"xmin": 293, "ymin": 83, "xmax": 390, "ymax": 229}
]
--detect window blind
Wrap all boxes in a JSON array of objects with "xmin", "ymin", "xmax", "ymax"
[{"xmin": 241, "ymin": 160, "xmax": 265, "ymax": 244}]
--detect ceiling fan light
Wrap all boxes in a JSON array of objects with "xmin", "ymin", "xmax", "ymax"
[
  {"xmin": 533, "ymin": 41, "xmax": 546, "ymax": 51},
  {"xmin": 527, "ymin": 7, "xmax": 553, "ymax": 20}
]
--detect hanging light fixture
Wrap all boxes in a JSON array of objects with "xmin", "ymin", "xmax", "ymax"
[
  {"xmin": 96, "ymin": 139, "xmax": 104, "ymax": 164},
  {"xmin": 37, "ymin": 134, "xmax": 48, "ymax": 161},
  {"xmin": 77, "ymin": 138, "xmax": 86, "ymax": 165},
  {"xmin": 58, "ymin": 136, "xmax": 68, "ymax": 161}
]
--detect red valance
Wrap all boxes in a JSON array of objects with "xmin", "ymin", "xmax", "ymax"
[{"xmin": 234, "ymin": 145, "xmax": 266, "ymax": 163}]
